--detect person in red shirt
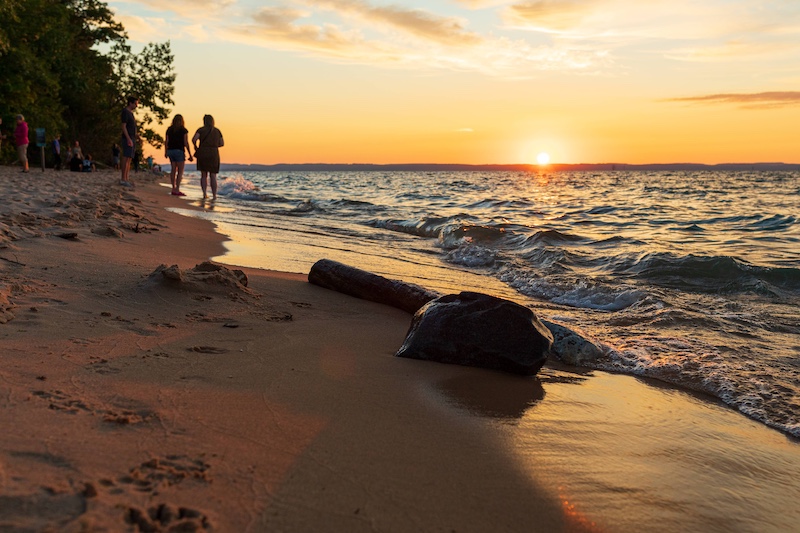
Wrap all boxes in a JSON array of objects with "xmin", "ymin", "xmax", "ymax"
[{"xmin": 14, "ymin": 114, "xmax": 29, "ymax": 173}]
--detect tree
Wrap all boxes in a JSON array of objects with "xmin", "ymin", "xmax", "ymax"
[
  {"xmin": 110, "ymin": 41, "xmax": 176, "ymax": 149},
  {"xmin": 0, "ymin": 0, "xmax": 174, "ymax": 164}
]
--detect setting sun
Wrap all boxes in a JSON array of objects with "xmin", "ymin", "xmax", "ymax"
[{"xmin": 536, "ymin": 152, "xmax": 551, "ymax": 165}]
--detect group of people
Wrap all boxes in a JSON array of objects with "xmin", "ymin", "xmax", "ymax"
[
  {"xmin": 121, "ymin": 96, "xmax": 224, "ymax": 199},
  {"xmin": 54, "ymin": 137, "xmax": 96, "ymax": 173},
  {"xmin": 5, "ymin": 99, "xmax": 224, "ymax": 199}
]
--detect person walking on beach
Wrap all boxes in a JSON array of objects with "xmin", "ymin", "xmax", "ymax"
[
  {"xmin": 15, "ymin": 114, "xmax": 29, "ymax": 173},
  {"xmin": 165, "ymin": 114, "xmax": 193, "ymax": 196},
  {"xmin": 120, "ymin": 96, "xmax": 139, "ymax": 187},
  {"xmin": 52, "ymin": 133, "xmax": 62, "ymax": 171},
  {"xmin": 192, "ymin": 114, "xmax": 224, "ymax": 200}
]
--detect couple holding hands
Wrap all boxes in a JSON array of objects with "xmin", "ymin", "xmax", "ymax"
[{"xmin": 166, "ymin": 114, "xmax": 224, "ymax": 199}]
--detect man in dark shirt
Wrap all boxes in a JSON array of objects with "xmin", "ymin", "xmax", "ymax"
[{"xmin": 120, "ymin": 96, "xmax": 139, "ymax": 186}]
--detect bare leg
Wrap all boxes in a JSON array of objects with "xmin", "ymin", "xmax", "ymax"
[
  {"xmin": 18, "ymin": 146, "xmax": 29, "ymax": 172},
  {"xmin": 200, "ymin": 171, "xmax": 209, "ymax": 198},
  {"xmin": 170, "ymin": 163, "xmax": 178, "ymax": 193},
  {"xmin": 175, "ymin": 161, "xmax": 185, "ymax": 194},
  {"xmin": 210, "ymin": 173, "xmax": 218, "ymax": 199},
  {"xmin": 120, "ymin": 156, "xmax": 131, "ymax": 184}
]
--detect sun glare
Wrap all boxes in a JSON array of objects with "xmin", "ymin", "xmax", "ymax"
[{"xmin": 536, "ymin": 152, "xmax": 551, "ymax": 165}]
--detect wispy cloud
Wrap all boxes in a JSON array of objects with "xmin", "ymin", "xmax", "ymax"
[
  {"xmin": 119, "ymin": 0, "xmax": 235, "ymax": 17},
  {"xmin": 227, "ymin": 2, "xmax": 612, "ymax": 75},
  {"xmin": 665, "ymin": 91, "xmax": 800, "ymax": 109},
  {"xmin": 301, "ymin": 0, "xmax": 484, "ymax": 46},
  {"xmin": 112, "ymin": 0, "xmax": 800, "ymax": 79},
  {"xmin": 502, "ymin": 0, "xmax": 800, "ymax": 56}
]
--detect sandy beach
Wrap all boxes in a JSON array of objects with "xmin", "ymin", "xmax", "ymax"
[{"xmin": 1, "ymin": 166, "xmax": 799, "ymax": 532}]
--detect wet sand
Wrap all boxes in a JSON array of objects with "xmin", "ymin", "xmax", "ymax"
[{"xmin": 0, "ymin": 166, "xmax": 798, "ymax": 532}]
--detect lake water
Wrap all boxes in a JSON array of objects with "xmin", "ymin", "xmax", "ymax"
[{"xmin": 171, "ymin": 169, "xmax": 800, "ymax": 440}]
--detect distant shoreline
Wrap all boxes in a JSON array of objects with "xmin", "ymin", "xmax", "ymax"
[{"xmin": 193, "ymin": 162, "xmax": 800, "ymax": 172}]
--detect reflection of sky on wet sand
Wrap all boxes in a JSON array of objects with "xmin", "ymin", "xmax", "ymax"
[{"xmin": 503, "ymin": 370, "xmax": 800, "ymax": 532}]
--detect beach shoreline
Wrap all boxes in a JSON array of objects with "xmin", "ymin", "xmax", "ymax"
[{"xmin": 1, "ymin": 166, "xmax": 798, "ymax": 532}]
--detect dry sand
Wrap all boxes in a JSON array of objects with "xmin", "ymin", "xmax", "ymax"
[{"xmin": 1, "ymin": 166, "xmax": 798, "ymax": 532}]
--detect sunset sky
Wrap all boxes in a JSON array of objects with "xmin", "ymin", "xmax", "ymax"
[{"xmin": 108, "ymin": 0, "xmax": 800, "ymax": 165}]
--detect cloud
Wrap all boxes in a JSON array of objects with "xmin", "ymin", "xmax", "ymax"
[
  {"xmin": 665, "ymin": 40, "xmax": 799, "ymax": 62},
  {"xmin": 113, "ymin": 13, "xmax": 171, "ymax": 42},
  {"xmin": 303, "ymin": 0, "xmax": 484, "ymax": 46},
  {"xmin": 665, "ymin": 92, "xmax": 800, "ymax": 109},
  {"xmin": 505, "ymin": 0, "xmax": 596, "ymax": 33},
  {"xmin": 503, "ymin": 0, "xmax": 800, "ymax": 44},
  {"xmin": 109, "ymin": 0, "xmax": 235, "ymax": 42},
  {"xmin": 118, "ymin": 0, "xmax": 236, "ymax": 18},
  {"xmin": 228, "ymin": 2, "xmax": 612, "ymax": 75},
  {"xmin": 236, "ymin": 6, "xmax": 400, "ymax": 60}
]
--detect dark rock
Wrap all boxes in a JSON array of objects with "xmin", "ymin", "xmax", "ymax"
[
  {"xmin": 396, "ymin": 292, "xmax": 553, "ymax": 375},
  {"xmin": 541, "ymin": 319, "xmax": 605, "ymax": 366},
  {"xmin": 308, "ymin": 259, "xmax": 442, "ymax": 314}
]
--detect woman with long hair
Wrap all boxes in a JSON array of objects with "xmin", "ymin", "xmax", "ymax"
[
  {"xmin": 192, "ymin": 114, "xmax": 224, "ymax": 199},
  {"xmin": 165, "ymin": 114, "xmax": 193, "ymax": 196}
]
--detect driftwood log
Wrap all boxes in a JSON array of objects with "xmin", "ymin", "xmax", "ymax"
[
  {"xmin": 308, "ymin": 259, "xmax": 442, "ymax": 314},
  {"xmin": 307, "ymin": 258, "xmax": 605, "ymax": 365}
]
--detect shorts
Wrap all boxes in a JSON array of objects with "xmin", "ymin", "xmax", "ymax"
[
  {"xmin": 167, "ymin": 149, "xmax": 185, "ymax": 163},
  {"xmin": 112, "ymin": 156, "xmax": 120, "ymax": 165},
  {"xmin": 121, "ymin": 141, "xmax": 135, "ymax": 159},
  {"xmin": 17, "ymin": 144, "xmax": 28, "ymax": 163}
]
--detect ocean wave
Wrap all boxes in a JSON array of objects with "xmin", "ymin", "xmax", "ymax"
[
  {"xmin": 439, "ymin": 224, "xmax": 513, "ymax": 249},
  {"xmin": 367, "ymin": 216, "xmax": 455, "ymax": 239},
  {"xmin": 278, "ymin": 200, "xmax": 320, "ymax": 216},
  {"xmin": 613, "ymin": 252, "xmax": 800, "ymax": 293},
  {"xmin": 594, "ymin": 337, "xmax": 800, "ymax": 438},
  {"xmin": 498, "ymin": 269, "xmax": 649, "ymax": 311},
  {"xmin": 219, "ymin": 176, "xmax": 260, "ymax": 198},
  {"xmin": 465, "ymin": 198, "xmax": 534, "ymax": 209},
  {"xmin": 444, "ymin": 244, "xmax": 498, "ymax": 267},
  {"xmin": 524, "ymin": 228, "xmax": 585, "ymax": 245},
  {"xmin": 329, "ymin": 198, "xmax": 377, "ymax": 208},
  {"xmin": 744, "ymin": 214, "xmax": 797, "ymax": 232}
]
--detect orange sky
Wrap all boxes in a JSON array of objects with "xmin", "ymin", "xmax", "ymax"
[{"xmin": 111, "ymin": 0, "xmax": 800, "ymax": 165}]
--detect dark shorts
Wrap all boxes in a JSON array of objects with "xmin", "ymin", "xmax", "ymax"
[
  {"xmin": 167, "ymin": 149, "xmax": 185, "ymax": 163},
  {"xmin": 121, "ymin": 141, "xmax": 135, "ymax": 159}
]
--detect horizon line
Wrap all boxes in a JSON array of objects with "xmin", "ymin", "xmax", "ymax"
[{"xmin": 205, "ymin": 161, "xmax": 800, "ymax": 169}]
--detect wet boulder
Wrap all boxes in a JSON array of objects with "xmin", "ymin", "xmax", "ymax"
[{"xmin": 396, "ymin": 292, "xmax": 553, "ymax": 375}]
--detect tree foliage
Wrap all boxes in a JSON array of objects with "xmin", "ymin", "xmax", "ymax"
[
  {"xmin": 110, "ymin": 41, "xmax": 176, "ymax": 148},
  {"xmin": 0, "ymin": 0, "xmax": 175, "ymax": 165}
]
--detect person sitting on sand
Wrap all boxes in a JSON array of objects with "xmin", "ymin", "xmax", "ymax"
[
  {"xmin": 70, "ymin": 152, "xmax": 82, "ymax": 172},
  {"xmin": 82, "ymin": 154, "xmax": 96, "ymax": 172},
  {"xmin": 71, "ymin": 140, "xmax": 83, "ymax": 160}
]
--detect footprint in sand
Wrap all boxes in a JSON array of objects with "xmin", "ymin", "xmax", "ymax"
[
  {"xmin": 126, "ymin": 504, "xmax": 211, "ymax": 531},
  {"xmin": 32, "ymin": 390, "xmax": 92, "ymax": 414},
  {"xmin": 31, "ymin": 389, "xmax": 158, "ymax": 426},
  {"xmin": 117, "ymin": 455, "xmax": 212, "ymax": 493},
  {"xmin": 189, "ymin": 346, "xmax": 228, "ymax": 354}
]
